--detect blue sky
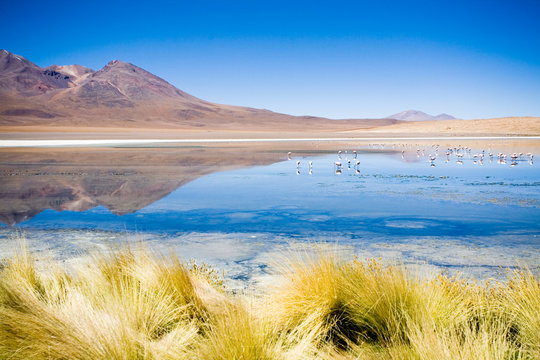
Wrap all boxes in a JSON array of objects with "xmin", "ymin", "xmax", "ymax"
[{"xmin": 2, "ymin": 0, "xmax": 539, "ymax": 119}]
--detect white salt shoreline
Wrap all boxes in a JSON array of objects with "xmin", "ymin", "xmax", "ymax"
[{"xmin": 1, "ymin": 136, "xmax": 540, "ymax": 148}]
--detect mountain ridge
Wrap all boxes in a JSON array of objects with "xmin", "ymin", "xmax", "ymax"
[
  {"xmin": 388, "ymin": 109, "xmax": 456, "ymax": 122},
  {"xmin": 1, "ymin": 50, "xmax": 439, "ymax": 130}
]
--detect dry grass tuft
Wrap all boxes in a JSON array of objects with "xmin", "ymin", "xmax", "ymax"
[
  {"xmin": 0, "ymin": 244, "xmax": 538, "ymax": 359},
  {"xmin": 501, "ymin": 269, "xmax": 540, "ymax": 358}
]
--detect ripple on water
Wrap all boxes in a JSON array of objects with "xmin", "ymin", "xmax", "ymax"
[{"xmin": 384, "ymin": 220, "xmax": 428, "ymax": 229}]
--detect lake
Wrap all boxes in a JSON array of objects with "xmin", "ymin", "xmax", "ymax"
[{"xmin": 1, "ymin": 139, "xmax": 539, "ymax": 289}]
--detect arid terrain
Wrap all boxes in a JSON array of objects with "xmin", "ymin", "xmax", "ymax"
[
  {"xmin": 359, "ymin": 116, "xmax": 540, "ymax": 137},
  {"xmin": 1, "ymin": 49, "xmax": 538, "ymax": 139},
  {"xmin": 0, "ymin": 50, "xmax": 397, "ymax": 135}
]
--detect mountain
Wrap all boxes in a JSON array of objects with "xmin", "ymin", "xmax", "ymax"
[
  {"xmin": 50, "ymin": 59, "xmax": 206, "ymax": 109},
  {"xmin": 388, "ymin": 110, "xmax": 456, "ymax": 122},
  {"xmin": 432, "ymin": 113, "xmax": 456, "ymax": 121},
  {"xmin": 0, "ymin": 50, "xmax": 401, "ymax": 130},
  {"xmin": 0, "ymin": 49, "xmax": 74, "ymax": 95}
]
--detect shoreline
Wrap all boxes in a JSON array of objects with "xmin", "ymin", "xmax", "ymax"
[{"xmin": 2, "ymin": 135, "xmax": 540, "ymax": 148}]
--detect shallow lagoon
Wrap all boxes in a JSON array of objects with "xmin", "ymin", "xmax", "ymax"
[{"xmin": 1, "ymin": 141, "xmax": 539, "ymax": 288}]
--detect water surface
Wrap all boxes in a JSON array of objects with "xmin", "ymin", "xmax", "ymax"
[{"xmin": 1, "ymin": 141, "xmax": 538, "ymax": 288}]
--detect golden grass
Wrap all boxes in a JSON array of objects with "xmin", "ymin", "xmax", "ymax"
[{"xmin": 0, "ymin": 245, "xmax": 538, "ymax": 359}]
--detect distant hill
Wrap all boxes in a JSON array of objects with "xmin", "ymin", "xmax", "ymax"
[
  {"xmin": 0, "ymin": 49, "xmax": 401, "ymax": 130},
  {"xmin": 388, "ymin": 110, "xmax": 456, "ymax": 122}
]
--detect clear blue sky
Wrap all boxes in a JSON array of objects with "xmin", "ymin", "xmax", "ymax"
[{"xmin": 2, "ymin": 0, "xmax": 539, "ymax": 119}]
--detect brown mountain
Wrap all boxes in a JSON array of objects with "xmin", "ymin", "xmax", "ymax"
[
  {"xmin": 49, "ymin": 59, "xmax": 211, "ymax": 110},
  {"xmin": 0, "ymin": 49, "xmax": 72, "ymax": 95},
  {"xmin": 0, "ymin": 50, "xmax": 401, "ymax": 130}
]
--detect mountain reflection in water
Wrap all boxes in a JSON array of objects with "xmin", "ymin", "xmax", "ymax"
[{"xmin": 0, "ymin": 146, "xmax": 283, "ymax": 225}]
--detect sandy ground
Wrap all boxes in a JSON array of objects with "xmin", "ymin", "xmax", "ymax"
[
  {"xmin": 359, "ymin": 116, "xmax": 540, "ymax": 137},
  {"xmin": 0, "ymin": 116, "xmax": 539, "ymax": 141}
]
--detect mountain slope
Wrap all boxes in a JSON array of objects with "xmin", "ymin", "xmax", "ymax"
[
  {"xmin": 0, "ymin": 49, "xmax": 73, "ymax": 95},
  {"xmin": 42, "ymin": 64, "xmax": 94, "ymax": 85},
  {"xmin": 389, "ymin": 110, "xmax": 456, "ymax": 121},
  {"xmin": 0, "ymin": 50, "xmax": 402, "ymax": 130}
]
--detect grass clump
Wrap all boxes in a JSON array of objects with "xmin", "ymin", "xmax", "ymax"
[
  {"xmin": 0, "ymin": 246, "xmax": 209, "ymax": 359},
  {"xmin": 500, "ymin": 269, "xmax": 540, "ymax": 358},
  {"xmin": 0, "ymin": 244, "xmax": 538, "ymax": 359},
  {"xmin": 197, "ymin": 302, "xmax": 283, "ymax": 360}
]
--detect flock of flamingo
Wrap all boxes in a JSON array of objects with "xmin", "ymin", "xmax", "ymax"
[
  {"xmin": 397, "ymin": 144, "xmax": 535, "ymax": 167},
  {"xmin": 288, "ymin": 144, "xmax": 534, "ymax": 175}
]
